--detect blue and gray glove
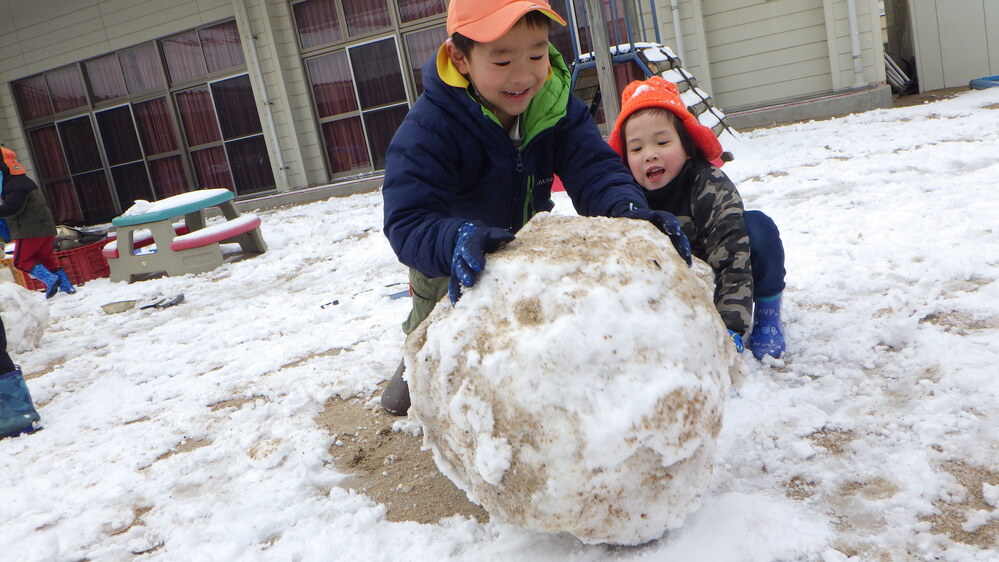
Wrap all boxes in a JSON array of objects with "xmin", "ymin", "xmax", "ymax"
[
  {"xmin": 448, "ymin": 222, "xmax": 515, "ymax": 305},
  {"xmin": 728, "ymin": 329, "xmax": 745, "ymax": 353},
  {"xmin": 616, "ymin": 206, "xmax": 692, "ymax": 266}
]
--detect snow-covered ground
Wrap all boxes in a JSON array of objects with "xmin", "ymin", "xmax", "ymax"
[{"xmin": 2, "ymin": 88, "xmax": 998, "ymax": 561}]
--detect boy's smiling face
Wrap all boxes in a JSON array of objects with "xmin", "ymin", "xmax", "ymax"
[
  {"xmin": 447, "ymin": 19, "xmax": 551, "ymax": 130},
  {"xmin": 624, "ymin": 109, "xmax": 691, "ymax": 191}
]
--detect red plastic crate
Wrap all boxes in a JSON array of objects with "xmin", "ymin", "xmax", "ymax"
[{"xmin": 1, "ymin": 239, "xmax": 110, "ymax": 291}]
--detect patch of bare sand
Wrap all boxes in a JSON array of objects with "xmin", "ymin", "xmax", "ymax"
[
  {"xmin": 315, "ymin": 394, "xmax": 488, "ymax": 525},
  {"xmin": 922, "ymin": 461, "xmax": 999, "ymax": 549}
]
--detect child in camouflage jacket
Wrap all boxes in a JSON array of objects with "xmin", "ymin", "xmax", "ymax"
[{"xmin": 608, "ymin": 77, "xmax": 787, "ymax": 359}]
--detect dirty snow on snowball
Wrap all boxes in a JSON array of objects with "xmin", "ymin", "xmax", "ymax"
[{"xmin": 1, "ymin": 88, "xmax": 998, "ymax": 561}]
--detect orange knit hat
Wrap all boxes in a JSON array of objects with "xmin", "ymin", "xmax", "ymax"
[
  {"xmin": 1, "ymin": 147, "xmax": 27, "ymax": 175},
  {"xmin": 447, "ymin": 0, "xmax": 567, "ymax": 43},
  {"xmin": 608, "ymin": 76, "xmax": 722, "ymax": 163}
]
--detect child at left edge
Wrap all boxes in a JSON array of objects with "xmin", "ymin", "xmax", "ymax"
[
  {"xmin": 0, "ymin": 148, "xmax": 77, "ymax": 298},
  {"xmin": 608, "ymin": 77, "xmax": 787, "ymax": 359}
]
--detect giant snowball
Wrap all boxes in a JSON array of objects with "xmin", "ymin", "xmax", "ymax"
[
  {"xmin": 405, "ymin": 213, "xmax": 744, "ymax": 545},
  {"xmin": 0, "ymin": 282, "xmax": 49, "ymax": 354}
]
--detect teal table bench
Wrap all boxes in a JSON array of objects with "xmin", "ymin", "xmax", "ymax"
[{"xmin": 105, "ymin": 188, "xmax": 267, "ymax": 283}]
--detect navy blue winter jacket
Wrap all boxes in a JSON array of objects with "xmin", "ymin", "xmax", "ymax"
[{"xmin": 382, "ymin": 44, "xmax": 648, "ymax": 278}]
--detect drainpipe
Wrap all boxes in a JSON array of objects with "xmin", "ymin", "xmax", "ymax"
[
  {"xmin": 669, "ymin": 0, "xmax": 686, "ymax": 62},
  {"xmin": 845, "ymin": 0, "xmax": 866, "ymax": 88},
  {"xmin": 235, "ymin": 0, "xmax": 289, "ymax": 185}
]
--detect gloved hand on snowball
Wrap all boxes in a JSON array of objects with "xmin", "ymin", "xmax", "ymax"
[
  {"xmin": 449, "ymin": 222, "xmax": 515, "ymax": 305},
  {"xmin": 613, "ymin": 205, "xmax": 692, "ymax": 266},
  {"xmin": 728, "ymin": 329, "xmax": 745, "ymax": 353}
]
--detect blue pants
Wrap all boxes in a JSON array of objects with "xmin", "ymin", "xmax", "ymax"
[
  {"xmin": 0, "ymin": 316, "xmax": 14, "ymax": 374},
  {"xmin": 744, "ymin": 210, "xmax": 786, "ymax": 300}
]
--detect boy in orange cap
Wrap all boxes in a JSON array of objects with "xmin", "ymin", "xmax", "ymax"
[
  {"xmin": 609, "ymin": 77, "xmax": 787, "ymax": 359},
  {"xmin": 380, "ymin": 0, "xmax": 692, "ymax": 415},
  {"xmin": 0, "ymin": 148, "xmax": 76, "ymax": 298}
]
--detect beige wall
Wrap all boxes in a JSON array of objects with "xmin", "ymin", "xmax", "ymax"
[
  {"xmin": 634, "ymin": 0, "xmax": 886, "ymax": 112},
  {"xmin": 910, "ymin": 0, "xmax": 999, "ymax": 91},
  {"xmin": 0, "ymin": 0, "xmax": 326, "ymax": 193}
]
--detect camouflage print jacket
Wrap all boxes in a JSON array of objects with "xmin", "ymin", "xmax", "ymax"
[{"xmin": 644, "ymin": 158, "xmax": 753, "ymax": 334}]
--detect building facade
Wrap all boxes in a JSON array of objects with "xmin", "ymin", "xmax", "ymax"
[{"xmin": 0, "ymin": 0, "xmax": 886, "ymax": 225}]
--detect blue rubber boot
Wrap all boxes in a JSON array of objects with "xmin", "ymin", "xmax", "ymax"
[
  {"xmin": 54, "ymin": 269, "xmax": 77, "ymax": 294},
  {"xmin": 749, "ymin": 293, "xmax": 786, "ymax": 359},
  {"xmin": 0, "ymin": 367, "xmax": 41, "ymax": 439},
  {"xmin": 29, "ymin": 264, "xmax": 60, "ymax": 299}
]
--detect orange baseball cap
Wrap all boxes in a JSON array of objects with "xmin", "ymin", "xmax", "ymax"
[
  {"xmin": 608, "ymin": 76, "xmax": 723, "ymax": 163},
  {"xmin": 1, "ymin": 147, "xmax": 27, "ymax": 176},
  {"xmin": 447, "ymin": 0, "xmax": 567, "ymax": 43}
]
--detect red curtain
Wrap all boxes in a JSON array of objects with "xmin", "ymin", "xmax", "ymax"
[
  {"xmin": 405, "ymin": 26, "xmax": 447, "ymax": 96},
  {"xmin": 46, "ymin": 67, "xmax": 87, "ymax": 113},
  {"xmin": 343, "ymin": 0, "xmax": 390, "ymax": 36},
  {"xmin": 323, "ymin": 118, "xmax": 369, "ymax": 174},
  {"xmin": 307, "ymin": 51, "xmax": 358, "ymax": 118},
  {"xmin": 163, "ymin": 31, "xmax": 208, "ymax": 84},
  {"xmin": 133, "ymin": 97, "xmax": 178, "ymax": 156},
  {"xmin": 12, "ymin": 76, "xmax": 52, "ymax": 121},
  {"xmin": 398, "ymin": 0, "xmax": 446, "ymax": 23},
  {"xmin": 201, "ymin": 21, "xmax": 245, "ymax": 73},
  {"xmin": 294, "ymin": 0, "xmax": 341, "ymax": 49},
  {"xmin": 191, "ymin": 147, "xmax": 234, "ymax": 191},
  {"xmin": 84, "ymin": 55, "xmax": 128, "ymax": 103},
  {"xmin": 176, "ymin": 87, "xmax": 222, "ymax": 147},
  {"xmin": 120, "ymin": 44, "xmax": 165, "ymax": 94},
  {"xmin": 44, "ymin": 180, "xmax": 83, "ymax": 224},
  {"xmin": 28, "ymin": 126, "xmax": 68, "ymax": 179},
  {"xmin": 149, "ymin": 156, "xmax": 190, "ymax": 199},
  {"xmin": 574, "ymin": 0, "xmax": 627, "ymax": 56}
]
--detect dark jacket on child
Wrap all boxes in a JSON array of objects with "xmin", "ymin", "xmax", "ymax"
[
  {"xmin": 0, "ymin": 160, "xmax": 56, "ymax": 241},
  {"xmin": 382, "ymin": 44, "xmax": 647, "ymax": 279},
  {"xmin": 645, "ymin": 157, "xmax": 754, "ymax": 334}
]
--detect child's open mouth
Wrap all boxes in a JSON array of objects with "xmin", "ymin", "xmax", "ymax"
[
  {"xmin": 646, "ymin": 167, "xmax": 666, "ymax": 181},
  {"xmin": 503, "ymin": 89, "xmax": 528, "ymax": 100}
]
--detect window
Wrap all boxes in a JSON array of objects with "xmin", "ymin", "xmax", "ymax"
[
  {"xmin": 12, "ymin": 19, "xmax": 271, "ymax": 225},
  {"xmin": 212, "ymin": 76, "xmax": 274, "ymax": 194},
  {"xmin": 85, "ymin": 55, "xmax": 129, "ymax": 104},
  {"xmin": 12, "ymin": 66, "xmax": 87, "ymax": 121},
  {"xmin": 404, "ymin": 25, "xmax": 447, "ymax": 96},
  {"xmin": 58, "ymin": 116, "xmax": 116, "ymax": 221},
  {"xmin": 294, "ymin": 0, "xmax": 342, "ymax": 49},
  {"xmin": 119, "ymin": 44, "xmax": 166, "ymax": 94},
  {"xmin": 343, "ymin": 0, "xmax": 391, "ymax": 36},
  {"xmin": 294, "ymin": 0, "xmax": 410, "ymax": 51},
  {"xmin": 27, "ymin": 125, "xmax": 81, "ymax": 224},
  {"xmin": 47, "ymin": 67, "xmax": 88, "ymax": 113},
  {"xmin": 164, "ymin": 21, "xmax": 245, "ymax": 84},
  {"xmin": 306, "ymin": 36, "xmax": 409, "ymax": 176},
  {"xmin": 398, "ymin": 0, "xmax": 446, "ymax": 24}
]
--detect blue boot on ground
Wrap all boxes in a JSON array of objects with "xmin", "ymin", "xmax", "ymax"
[
  {"xmin": 0, "ymin": 366, "xmax": 41, "ymax": 439},
  {"xmin": 29, "ymin": 264, "xmax": 61, "ymax": 299},
  {"xmin": 54, "ymin": 269, "xmax": 77, "ymax": 294},
  {"xmin": 749, "ymin": 293, "xmax": 786, "ymax": 359}
]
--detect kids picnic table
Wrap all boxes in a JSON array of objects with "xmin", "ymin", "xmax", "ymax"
[{"xmin": 103, "ymin": 188, "xmax": 266, "ymax": 283}]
